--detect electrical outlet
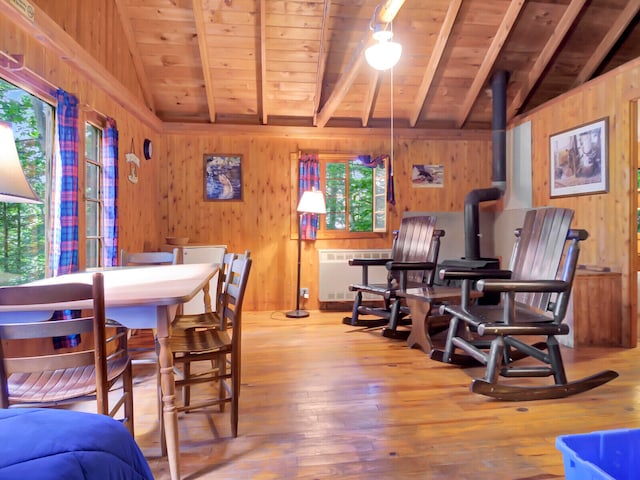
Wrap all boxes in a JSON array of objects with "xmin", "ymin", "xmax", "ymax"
[{"xmin": 300, "ymin": 287, "xmax": 309, "ymax": 299}]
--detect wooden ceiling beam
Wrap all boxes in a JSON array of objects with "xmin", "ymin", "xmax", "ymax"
[
  {"xmin": 314, "ymin": 0, "xmax": 405, "ymax": 128},
  {"xmin": 192, "ymin": 0, "xmax": 216, "ymax": 123},
  {"xmin": 361, "ymin": 73, "xmax": 381, "ymax": 127},
  {"xmin": 409, "ymin": 0, "xmax": 462, "ymax": 127},
  {"xmin": 113, "ymin": 0, "xmax": 155, "ymax": 113},
  {"xmin": 507, "ymin": 0, "xmax": 587, "ymax": 120},
  {"xmin": 259, "ymin": 0, "xmax": 268, "ymax": 124},
  {"xmin": 0, "ymin": 0, "xmax": 162, "ymax": 130},
  {"xmin": 312, "ymin": 0, "xmax": 332, "ymax": 121},
  {"xmin": 573, "ymin": 0, "xmax": 640, "ymax": 88},
  {"xmin": 455, "ymin": 0, "xmax": 525, "ymax": 128}
]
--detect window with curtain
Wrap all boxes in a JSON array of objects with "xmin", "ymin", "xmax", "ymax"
[
  {"xmin": 315, "ymin": 153, "xmax": 387, "ymax": 238},
  {"xmin": 0, "ymin": 75, "xmax": 119, "ymax": 282}
]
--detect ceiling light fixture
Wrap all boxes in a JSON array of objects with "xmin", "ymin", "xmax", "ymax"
[{"xmin": 365, "ymin": 24, "xmax": 402, "ymax": 71}]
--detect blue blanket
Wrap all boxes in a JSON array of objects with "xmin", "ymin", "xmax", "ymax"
[{"xmin": 0, "ymin": 408, "xmax": 153, "ymax": 480}]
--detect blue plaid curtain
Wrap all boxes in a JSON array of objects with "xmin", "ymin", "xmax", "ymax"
[
  {"xmin": 50, "ymin": 89, "xmax": 80, "ymax": 348},
  {"xmin": 298, "ymin": 152, "xmax": 320, "ymax": 240},
  {"xmin": 102, "ymin": 118, "xmax": 119, "ymax": 267}
]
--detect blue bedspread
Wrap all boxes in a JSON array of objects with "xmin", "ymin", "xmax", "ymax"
[{"xmin": 0, "ymin": 408, "xmax": 154, "ymax": 480}]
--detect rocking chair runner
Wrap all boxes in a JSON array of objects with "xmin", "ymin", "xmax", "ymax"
[
  {"xmin": 342, "ymin": 215, "xmax": 443, "ymax": 339},
  {"xmin": 431, "ymin": 207, "xmax": 618, "ymax": 400}
]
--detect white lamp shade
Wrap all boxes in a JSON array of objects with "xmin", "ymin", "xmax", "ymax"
[
  {"xmin": 297, "ymin": 189, "xmax": 326, "ymax": 214},
  {"xmin": 0, "ymin": 121, "xmax": 41, "ymax": 204},
  {"xmin": 365, "ymin": 29, "xmax": 402, "ymax": 71}
]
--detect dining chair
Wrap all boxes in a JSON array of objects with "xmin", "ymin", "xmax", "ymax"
[
  {"xmin": 120, "ymin": 248, "xmax": 178, "ymax": 365},
  {"xmin": 174, "ymin": 250, "xmax": 251, "ymax": 331},
  {"xmin": 0, "ymin": 272, "xmax": 135, "ymax": 435},
  {"xmin": 170, "ymin": 256, "xmax": 252, "ymax": 437}
]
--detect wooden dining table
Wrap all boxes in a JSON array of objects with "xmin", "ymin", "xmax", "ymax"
[{"xmin": 0, "ymin": 262, "xmax": 219, "ymax": 480}]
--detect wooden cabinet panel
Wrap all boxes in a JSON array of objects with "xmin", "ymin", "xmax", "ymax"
[{"xmin": 562, "ymin": 269, "xmax": 623, "ymax": 347}]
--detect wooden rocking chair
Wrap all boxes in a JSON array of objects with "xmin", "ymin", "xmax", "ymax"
[
  {"xmin": 431, "ymin": 207, "xmax": 618, "ymax": 400},
  {"xmin": 342, "ymin": 215, "xmax": 444, "ymax": 339}
]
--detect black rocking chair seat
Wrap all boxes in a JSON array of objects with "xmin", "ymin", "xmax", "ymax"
[
  {"xmin": 342, "ymin": 214, "xmax": 443, "ymax": 339},
  {"xmin": 431, "ymin": 207, "xmax": 618, "ymax": 400}
]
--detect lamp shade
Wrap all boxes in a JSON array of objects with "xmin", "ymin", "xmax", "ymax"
[
  {"xmin": 297, "ymin": 189, "xmax": 326, "ymax": 214},
  {"xmin": 0, "ymin": 121, "xmax": 41, "ymax": 204},
  {"xmin": 365, "ymin": 28, "xmax": 402, "ymax": 71}
]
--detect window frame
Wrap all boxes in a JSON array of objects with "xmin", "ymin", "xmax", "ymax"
[
  {"xmin": 289, "ymin": 152, "xmax": 388, "ymax": 241},
  {"xmin": 81, "ymin": 111, "xmax": 106, "ymax": 269}
]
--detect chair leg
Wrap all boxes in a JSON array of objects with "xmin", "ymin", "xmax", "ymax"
[
  {"xmin": 219, "ymin": 354, "xmax": 227, "ymax": 413},
  {"xmin": 183, "ymin": 360, "xmax": 191, "ymax": 407},
  {"xmin": 484, "ymin": 336, "xmax": 504, "ymax": 384},
  {"xmin": 343, "ymin": 291, "xmax": 363, "ymax": 325},
  {"xmin": 546, "ymin": 336, "xmax": 568, "ymax": 385},
  {"xmin": 442, "ymin": 315, "xmax": 460, "ymax": 363},
  {"xmin": 124, "ymin": 363, "xmax": 135, "ymax": 437},
  {"xmin": 231, "ymin": 353, "xmax": 239, "ymax": 438}
]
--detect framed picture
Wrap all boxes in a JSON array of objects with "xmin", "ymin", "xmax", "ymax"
[
  {"xmin": 411, "ymin": 164, "xmax": 444, "ymax": 188},
  {"xmin": 204, "ymin": 154, "xmax": 242, "ymax": 201},
  {"xmin": 550, "ymin": 117, "xmax": 608, "ymax": 197}
]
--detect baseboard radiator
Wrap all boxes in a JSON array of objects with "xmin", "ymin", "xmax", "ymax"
[{"xmin": 318, "ymin": 249, "xmax": 391, "ymax": 302}]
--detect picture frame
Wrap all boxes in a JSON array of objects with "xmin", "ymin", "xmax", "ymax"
[
  {"xmin": 550, "ymin": 117, "xmax": 608, "ymax": 198},
  {"xmin": 411, "ymin": 164, "xmax": 444, "ymax": 188},
  {"xmin": 203, "ymin": 154, "xmax": 242, "ymax": 201}
]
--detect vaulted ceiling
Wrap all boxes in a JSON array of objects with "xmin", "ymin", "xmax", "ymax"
[{"xmin": 105, "ymin": 0, "xmax": 640, "ymax": 129}]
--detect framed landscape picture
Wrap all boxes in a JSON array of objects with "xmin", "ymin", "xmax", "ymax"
[
  {"xmin": 203, "ymin": 154, "xmax": 242, "ymax": 201},
  {"xmin": 550, "ymin": 118, "xmax": 608, "ymax": 198}
]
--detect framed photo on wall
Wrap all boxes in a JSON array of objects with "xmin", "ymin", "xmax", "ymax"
[
  {"xmin": 411, "ymin": 164, "xmax": 444, "ymax": 187},
  {"xmin": 550, "ymin": 117, "xmax": 608, "ymax": 198},
  {"xmin": 204, "ymin": 154, "xmax": 242, "ymax": 201}
]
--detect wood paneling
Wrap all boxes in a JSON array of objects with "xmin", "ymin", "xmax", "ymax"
[
  {"xmin": 0, "ymin": 8, "xmax": 163, "ymax": 264},
  {"xmin": 163, "ymin": 131, "xmax": 493, "ymax": 312},
  {"xmin": 516, "ymin": 57, "xmax": 640, "ymax": 347}
]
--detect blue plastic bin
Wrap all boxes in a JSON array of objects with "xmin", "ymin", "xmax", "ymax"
[{"xmin": 556, "ymin": 428, "xmax": 640, "ymax": 480}]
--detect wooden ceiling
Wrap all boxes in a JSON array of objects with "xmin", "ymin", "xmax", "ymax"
[{"xmin": 113, "ymin": 0, "xmax": 640, "ymax": 130}]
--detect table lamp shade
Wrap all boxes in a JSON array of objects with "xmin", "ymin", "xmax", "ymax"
[{"xmin": 0, "ymin": 121, "xmax": 41, "ymax": 204}]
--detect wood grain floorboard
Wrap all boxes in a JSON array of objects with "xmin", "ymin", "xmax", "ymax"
[{"xmin": 126, "ymin": 311, "xmax": 640, "ymax": 479}]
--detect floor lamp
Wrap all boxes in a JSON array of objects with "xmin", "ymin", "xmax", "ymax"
[
  {"xmin": 286, "ymin": 188, "xmax": 326, "ymax": 318},
  {"xmin": 0, "ymin": 121, "xmax": 41, "ymax": 204}
]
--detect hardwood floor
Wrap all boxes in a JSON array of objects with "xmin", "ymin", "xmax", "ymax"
[{"xmin": 129, "ymin": 311, "xmax": 640, "ymax": 479}]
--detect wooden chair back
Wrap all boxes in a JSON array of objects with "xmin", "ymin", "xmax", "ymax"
[
  {"xmin": 223, "ymin": 256, "xmax": 252, "ymax": 337},
  {"xmin": 389, "ymin": 215, "xmax": 437, "ymax": 286},
  {"xmin": 508, "ymin": 207, "xmax": 579, "ymax": 318},
  {"xmin": 0, "ymin": 273, "xmax": 133, "ymax": 431}
]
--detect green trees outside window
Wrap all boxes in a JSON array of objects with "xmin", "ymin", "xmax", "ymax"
[
  {"xmin": 323, "ymin": 156, "xmax": 386, "ymax": 234},
  {"xmin": 0, "ymin": 79, "xmax": 52, "ymax": 285}
]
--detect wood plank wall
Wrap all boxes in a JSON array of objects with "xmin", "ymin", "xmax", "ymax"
[
  {"xmin": 0, "ymin": 5, "xmax": 164, "ymax": 255},
  {"xmin": 514, "ymin": 57, "xmax": 640, "ymax": 347},
  {"xmin": 1, "ymin": 2, "xmax": 639, "ymax": 346},
  {"xmin": 161, "ymin": 130, "xmax": 493, "ymax": 312}
]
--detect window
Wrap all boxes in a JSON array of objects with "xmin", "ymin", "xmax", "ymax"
[
  {"xmin": 84, "ymin": 120, "xmax": 104, "ymax": 268},
  {"xmin": 0, "ymin": 78, "xmax": 53, "ymax": 285},
  {"xmin": 320, "ymin": 153, "xmax": 387, "ymax": 237}
]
